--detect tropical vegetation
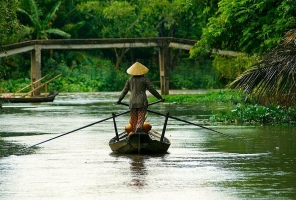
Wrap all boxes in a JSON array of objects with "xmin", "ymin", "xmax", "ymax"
[
  {"xmin": 1, "ymin": 0, "xmax": 296, "ymax": 113},
  {"xmin": 229, "ymin": 30, "xmax": 296, "ymax": 107},
  {"xmin": 17, "ymin": 0, "xmax": 70, "ymax": 39}
]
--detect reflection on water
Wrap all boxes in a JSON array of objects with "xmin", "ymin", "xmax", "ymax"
[
  {"xmin": 1, "ymin": 92, "xmax": 296, "ymax": 199},
  {"xmin": 112, "ymin": 154, "xmax": 149, "ymax": 189},
  {"xmin": 129, "ymin": 155, "xmax": 147, "ymax": 188}
]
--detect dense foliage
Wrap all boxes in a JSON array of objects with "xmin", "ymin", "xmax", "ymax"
[
  {"xmin": 0, "ymin": 0, "xmax": 23, "ymax": 46},
  {"xmin": 212, "ymin": 54, "xmax": 260, "ymax": 85},
  {"xmin": 190, "ymin": 0, "xmax": 296, "ymax": 57},
  {"xmin": 17, "ymin": 0, "xmax": 71, "ymax": 39}
]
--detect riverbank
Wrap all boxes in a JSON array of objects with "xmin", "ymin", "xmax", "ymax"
[{"xmin": 150, "ymin": 90, "xmax": 296, "ymax": 126}]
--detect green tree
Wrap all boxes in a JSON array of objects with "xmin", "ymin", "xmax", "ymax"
[
  {"xmin": 17, "ymin": 0, "xmax": 70, "ymax": 39},
  {"xmin": 0, "ymin": 0, "xmax": 29, "ymax": 81},
  {"xmin": 102, "ymin": 1, "xmax": 141, "ymax": 69},
  {"xmin": 165, "ymin": 0, "xmax": 219, "ymax": 67},
  {"xmin": 76, "ymin": 1, "xmax": 107, "ymax": 39},
  {"xmin": 77, "ymin": 1, "xmax": 160, "ymax": 69},
  {"xmin": 212, "ymin": 54, "xmax": 260, "ymax": 84},
  {"xmin": 170, "ymin": 0, "xmax": 218, "ymax": 39},
  {"xmin": 0, "ymin": 0, "xmax": 23, "ymax": 46},
  {"xmin": 190, "ymin": 0, "xmax": 296, "ymax": 58}
]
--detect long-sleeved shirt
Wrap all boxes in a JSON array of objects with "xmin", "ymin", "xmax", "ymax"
[{"xmin": 118, "ymin": 75, "xmax": 162, "ymax": 109}]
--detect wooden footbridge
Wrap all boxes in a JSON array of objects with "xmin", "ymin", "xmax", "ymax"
[{"xmin": 0, "ymin": 38, "xmax": 239, "ymax": 95}]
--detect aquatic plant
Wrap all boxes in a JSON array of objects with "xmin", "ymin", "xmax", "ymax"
[
  {"xmin": 209, "ymin": 103, "xmax": 296, "ymax": 126},
  {"xmin": 149, "ymin": 90, "xmax": 245, "ymax": 104}
]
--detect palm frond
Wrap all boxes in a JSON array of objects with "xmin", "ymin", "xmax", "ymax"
[
  {"xmin": 17, "ymin": 7, "xmax": 41, "ymax": 30},
  {"xmin": 41, "ymin": 1, "xmax": 61, "ymax": 28},
  {"xmin": 28, "ymin": 0, "xmax": 41, "ymax": 27},
  {"xmin": 229, "ymin": 29, "xmax": 296, "ymax": 106}
]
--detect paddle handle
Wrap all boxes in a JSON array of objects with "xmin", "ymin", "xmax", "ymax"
[{"xmin": 119, "ymin": 99, "xmax": 162, "ymax": 107}]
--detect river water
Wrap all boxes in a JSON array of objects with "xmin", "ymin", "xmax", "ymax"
[{"xmin": 1, "ymin": 92, "xmax": 296, "ymax": 200}]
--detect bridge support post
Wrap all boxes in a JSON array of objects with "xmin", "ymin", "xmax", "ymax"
[
  {"xmin": 31, "ymin": 45, "xmax": 42, "ymax": 96},
  {"xmin": 158, "ymin": 41, "xmax": 170, "ymax": 95}
]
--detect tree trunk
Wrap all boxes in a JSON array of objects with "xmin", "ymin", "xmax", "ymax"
[{"xmin": 114, "ymin": 48, "xmax": 129, "ymax": 69}]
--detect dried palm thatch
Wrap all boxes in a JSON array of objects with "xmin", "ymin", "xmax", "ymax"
[{"xmin": 229, "ymin": 29, "xmax": 296, "ymax": 107}]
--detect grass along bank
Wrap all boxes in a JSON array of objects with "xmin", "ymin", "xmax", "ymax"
[{"xmin": 149, "ymin": 90, "xmax": 296, "ymax": 126}]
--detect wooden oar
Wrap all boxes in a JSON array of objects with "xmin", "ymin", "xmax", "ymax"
[
  {"xmin": 146, "ymin": 109, "xmax": 271, "ymax": 153},
  {"xmin": 18, "ymin": 110, "xmax": 130, "ymax": 152}
]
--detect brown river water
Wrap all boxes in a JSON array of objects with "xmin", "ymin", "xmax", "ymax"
[{"xmin": 1, "ymin": 92, "xmax": 296, "ymax": 200}]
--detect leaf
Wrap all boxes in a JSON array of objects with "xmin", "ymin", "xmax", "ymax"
[
  {"xmin": 45, "ymin": 29, "xmax": 71, "ymax": 38},
  {"xmin": 41, "ymin": 1, "xmax": 61, "ymax": 29}
]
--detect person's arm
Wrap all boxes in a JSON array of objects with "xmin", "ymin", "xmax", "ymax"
[
  {"xmin": 146, "ymin": 78, "xmax": 165, "ymax": 101},
  {"xmin": 116, "ymin": 79, "xmax": 130, "ymax": 104}
]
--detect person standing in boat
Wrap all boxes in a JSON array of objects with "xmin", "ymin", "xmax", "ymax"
[{"xmin": 116, "ymin": 62, "xmax": 165, "ymax": 135}]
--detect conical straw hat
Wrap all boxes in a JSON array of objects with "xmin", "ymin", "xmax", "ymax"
[{"xmin": 127, "ymin": 62, "xmax": 149, "ymax": 75}]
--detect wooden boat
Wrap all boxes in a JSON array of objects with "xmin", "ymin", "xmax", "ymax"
[
  {"xmin": 0, "ymin": 74, "xmax": 61, "ymax": 104},
  {"xmin": 109, "ymin": 129, "xmax": 171, "ymax": 154},
  {"xmin": 0, "ymin": 91, "xmax": 59, "ymax": 103},
  {"xmin": 109, "ymin": 110, "xmax": 171, "ymax": 154}
]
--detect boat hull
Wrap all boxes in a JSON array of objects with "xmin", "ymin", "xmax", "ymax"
[
  {"xmin": 109, "ymin": 130, "xmax": 170, "ymax": 154},
  {"xmin": 0, "ymin": 91, "xmax": 58, "ymax": 103}
]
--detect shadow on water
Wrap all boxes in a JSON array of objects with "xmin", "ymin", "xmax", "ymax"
[
  {"xmin": 0, "ymin": 132, "xmax": 53, "ymax": 137},
  {"xmin": 0, "ymin": 129, "xmax": 59, "ymax": 158},
  {"xmin": 0, "ymin": 139, "xmax": 38, "ymax": 157}
]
